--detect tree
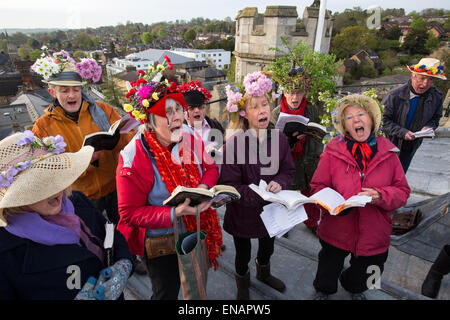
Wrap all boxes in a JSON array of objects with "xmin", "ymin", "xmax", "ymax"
[
  {"xmin": 73, "ymin": 33, "xmax": 94, "ymax": 49},
  {"xmin": 425, "ymin": 33, "xmax": 440, "ymax": 52},
  {"xmin": 184, "ymin": 28, "xmax": 197, "ymax": 42},
  {"xmin": 332, "ymin": 8, "xmax": 367, "ymax": 35},
  {"xmin": 0, "ymin": 39, "xmax": 7, "ymax": 51},
  {"xmin": 410, "ymin": 15, "xmax": 427, "ymax": 31},
  {"xmin": 9, "ymin": 32, "xmax": 29, "ymax": 46},
  {"xmin": 331, "ymin": 26, "xmax": 378, "ymax": 59},
  {"xmin": 17, "ymin": 45, "xmax": 32, "ymax": 60},
  {"xmin": 29, "ymin": 49, "xmax": 42, "ymax": 61},
  {"xmin": 444, "ymin": 17, "xmax": 450, "ymax": 29},
  {"xmin": 402, "ymin": 28, "xmax": 430, "ymax": 54},
  {"xmin": 227, "ymin": 55, "xmax": 236, "ymax": 82},
  {"xmin": 141, "ymin": 32, "xmax": 154, "ymax": 44},
  {"xmin": 27, "ymin": 38, "xmax": 40, "ymax": 49},
  {"xmin": 101, "ymin": 74, "xmax": 126, "ymax": 108},
  {"xmin": 384, "ymin": 26, "xmax": 402, "ymax": 40}
]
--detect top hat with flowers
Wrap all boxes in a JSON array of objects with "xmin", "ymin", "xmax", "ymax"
[
  {"xmin": 224, "ymin": 71, "xmax": 281, "ymax": 123},
  {"xmin": 0, "ymin": 131, "xmax": 93, "ymax": 227},
  {"xmin": 407, "ymin": 58, "xmax": 447, "ymax": 80},
  {"xmin": 178, "ymin": 80, "xmax": 213, "ymax": 108},
  {"xmin": 31, "ymin": 47, "xmax": 102, "ymax": 86},
  {"xmin": 123, "ymin": 55, "xmax": 187, "ymax": 122}
]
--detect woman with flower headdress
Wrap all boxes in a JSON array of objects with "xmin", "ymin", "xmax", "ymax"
[
  {"xmin": 31, "ymin": 49, "xmax": 135, "ymax": 225},
  {"xmin": 310, "ymin": 94, "xmax": 410, "ymax": 300},
  {"xmin": 0, "ymin": 132, "xmax": 133, "ymax": 300},
  {"xmin": 116, "ymin": 60, "xmax": 223, "ymax": 300},
  {"xmin": 219, "ymin": 71, "xmax": 295, "ymax": 299}
]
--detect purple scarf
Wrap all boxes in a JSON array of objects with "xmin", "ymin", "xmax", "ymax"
[{"xmin": 5, "ymin": 196, "xmax": 104, "ymax": 263}]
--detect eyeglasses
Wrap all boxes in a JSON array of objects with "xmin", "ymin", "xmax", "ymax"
[
  {"xmin": 166, "ymin": 105, "xmax": 184, "ymax": 119},
  {"xmin": 344, "ymin": 112, "xmax": 368, "ymax": 121}
]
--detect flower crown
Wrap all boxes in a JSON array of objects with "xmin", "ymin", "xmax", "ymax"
[
  {"xmin": 177, "ymin": 80, "xmax": 212, "ymax": 102},
  {"xmin": 225, "ymin": 71, "xmax": 281, "ymax": 121},
  {"xmin": 408, "ymin": 63, "xmax": 446, "ymax": 77},
  {"xmin": 318, "ymin": 88, "xmax": 385, "ymax": 144},
  {"xmin": 0, "ymin": 131, "xmax": 66, "ymax": 188},
  {"xmin": 31, "ymin": 47, "xmax": 102, "ymax": 83},
  {"xmin": 123, "ymin": 55, "xmax": 175, "ymax": 123}
]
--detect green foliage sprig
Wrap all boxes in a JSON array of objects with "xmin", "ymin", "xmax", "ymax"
[
  {"xmin": 265, "ymin": 37, "xmax": 337, "ymax": 104},
  {"xmin": 318, "ymin": 88, "xmax": 385, "ymax": 144}
]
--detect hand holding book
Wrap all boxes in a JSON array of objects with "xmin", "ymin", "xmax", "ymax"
[
  {"xmin": 357, "ymin": 188, "xmax": 380, "ymax": 204},
  {"xmin": 174, "ymin": 198, "xmax": 212, "ymax": 217}
]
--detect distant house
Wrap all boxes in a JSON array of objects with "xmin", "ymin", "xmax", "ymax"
[
  {"xmin": 170, "ymin": 48, "xmax": 231, "ymax": 70},
  {"xmin": 189, "ymin": 67, "xmax": 227, "ymax": 90},
  {"xmin": 106, "ymin": 48, "xmax": 194, "ymax": 75},
  {"xmin": 0, "ymin": 89, "xmax": 53, "ymax": 139},
  {"xmin": 344, "ymin": 50, "xmax": 381, "ymax": 71},
  {"xmin": 399, "ymin": 21, "xmax": 411, "ymax": 37},
  {"xmin": 428, "ymin": 22, "xmax": 446, "ymax": 39},
  {"xmin": 113, "ymin": 70, "xmax": 139, "ymax": 93},
  {"xmin": 176, "ymin": 60, "xmax": 209, "ymax": 83}
]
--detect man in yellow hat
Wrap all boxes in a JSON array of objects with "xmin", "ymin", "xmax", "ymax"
[
  {"xmin": 382, "ymin": 57, "xmax": 447, "ymax": 173},
  {"xmin": 31, "ymin": 50, "xmax": 135, "ymax": 224}
]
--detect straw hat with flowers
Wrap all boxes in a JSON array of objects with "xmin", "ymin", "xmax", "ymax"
[{"xmin": 0, "ymin": 131, "xmax": 93, "ymax": 227}]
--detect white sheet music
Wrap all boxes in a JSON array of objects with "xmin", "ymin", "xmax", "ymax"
[{"xmin": 260, "ymin": 203, "xmax": 308, "ymax": 238}]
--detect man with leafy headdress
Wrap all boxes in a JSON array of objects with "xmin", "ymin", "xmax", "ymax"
[{"xmin": 266, "ymin": 39, "xmax": 337, "ymax": 235}]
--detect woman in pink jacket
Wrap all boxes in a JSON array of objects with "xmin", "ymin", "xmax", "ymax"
[{"xmin": 311, "ymin": 94, "xmax": 410, "ymax": 300}]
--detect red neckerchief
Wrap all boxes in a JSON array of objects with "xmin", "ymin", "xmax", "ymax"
[
  {"xmin": 344, "ymin": 134, "xmax": 373, "ymax": 173},
  {"xmin": 281, "ymin": 96, "xmax": 307, "ymax": 160},
  {"xmin": 144, "ymin": 131, "xmax": 222, "ymax": 270}
]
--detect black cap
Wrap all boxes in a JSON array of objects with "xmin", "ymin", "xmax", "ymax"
[
  {"xmin": 48, "ymin": 71, "xmax": 83, "ymax": 82},
  {"xmin": 183, "ymin": 90, "xmax": 205, "ymax": 108}
]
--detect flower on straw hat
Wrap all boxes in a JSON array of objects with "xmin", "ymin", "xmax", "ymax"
[
  {"xmin": 407, "ymin": 58, "xmax": 447, "ymax": 80},
  {"xmin": 0, "ymin": 131, "xmax": 94, "ymax": 227},
  {"xmin": 0, "ymin": 131, "xmax": 67, "ymax": 189}
]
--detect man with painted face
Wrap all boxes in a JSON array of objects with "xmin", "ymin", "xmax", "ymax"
[
  {"xmin": 32, "ymin": 57, "xmax": 134, "ymax": 225},
  {"xmin": 382, "ymin": 58, "xmax": 446, "ymax": 173}
]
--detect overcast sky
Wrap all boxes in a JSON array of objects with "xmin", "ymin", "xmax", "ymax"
[{"xmin": 1, "ymin": 0, "xmax": 449, "ymax": 29}]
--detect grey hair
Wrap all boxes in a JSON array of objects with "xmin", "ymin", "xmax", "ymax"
[{"xmin": 140, "ymin": 113, "xmax": 157, "ymax": 133}]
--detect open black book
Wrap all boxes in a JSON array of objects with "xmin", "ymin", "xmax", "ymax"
[
  {"xmin": 163, "ymin": 185, "xmax": 241, "ymax": 209},
  {"xmin": 275, "ymin": 112, "xmax": 327, "ymax": 147},
  {"xmin": 82, "ymin": 114, "xmax": 139, "ymax": 152}
]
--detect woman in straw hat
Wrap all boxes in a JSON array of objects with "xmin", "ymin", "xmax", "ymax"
[
  {"xmin": 116, "ymin": 59, "xmax": 223, "ymax": 300},
  {"xmin": 310, "ymin": 94, "xmax": 410, "ymax": 300},
  {"xmin": 0, "ymin": 132, "xmax": 133, "ymax": 300},
  {"xmin": 382, "ymin": 57, "xmax": 446, "ymax": 173},
  {"xmin": 219, "ymin": 71, "xmax": 295, "ymax": 299}
]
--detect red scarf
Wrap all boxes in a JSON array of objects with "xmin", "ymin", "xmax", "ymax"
[
  {"xmin": 281, "ymin": 95, "xmax": 307, "ymax": 160},
  {"xmin": 344, "ymin": 134, "xmax": 375, "ymax": 173},
  {"xmin": 144, "ymin": 131, "xmax": 222, "ymax": 270}
]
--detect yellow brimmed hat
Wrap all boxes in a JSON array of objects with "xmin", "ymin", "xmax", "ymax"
[{"xmin": 0, "ymin": 131, "xmax": 94, "ymax": 227}]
